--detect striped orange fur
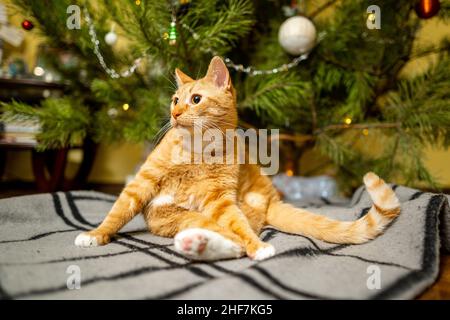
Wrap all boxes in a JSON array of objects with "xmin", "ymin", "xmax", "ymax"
[{"xmin": 75, "ymin": 57, "xmax": 401, "ymax": 260}]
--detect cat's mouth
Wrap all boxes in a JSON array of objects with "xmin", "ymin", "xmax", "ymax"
[{"xmin": 171, "ymin": 118, "xmax": 192, "ymax": 128}]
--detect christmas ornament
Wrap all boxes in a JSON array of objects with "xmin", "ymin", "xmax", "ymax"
[
  {"xmin": 21, "ymin": 19, "xmax": 34, "ymax": 31},
  {"xmin": 178, "ymin": 0, "xmax": 191, "ymax": 16},
  {"xmin": 104, "ymin": 24, "xmax": 117, "ymax": 46},
  {"xmin": 84, "ymin": 5, "xmax": 314, "ymax": 79},
  {"xmin": 168, "ymin": 19, "xmax": 177, "ymax": 46},
  {"xmin": 84, "ymin": 8, "xmax": 144, "ymax": 78},
  {"xmin": 278, "ymin": 16, "xmax": 316, "ymax": 55},
  {"xmin": 415, "ymin": 0, "xmax": 440, "ymax": 19}
]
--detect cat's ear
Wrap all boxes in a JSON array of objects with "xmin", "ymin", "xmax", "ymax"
[
  {"xmin": 175, "ymin": 68, "xmax": 194, "ymax": 87},
  {"xmin": 205, "ymin": 56, "xmax": 231, "ymax": 90}
]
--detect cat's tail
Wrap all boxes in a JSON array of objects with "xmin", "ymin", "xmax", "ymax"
[{"xmin": 266, "ymin": 172, "xmax": 400, "ymax": 244}]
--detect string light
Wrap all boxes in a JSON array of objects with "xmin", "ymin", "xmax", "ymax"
[
  {"xmin": 84, "ymin": 6, "xmax": 311, "ymax": 79},
  {"xmin": 84, "ymin": 8, "xmax": 145, "ymax": 79},
  {"xmin": 286, "ymin": 169, "xmax": 294, "ymax": 177},
  {"xmin": 84, "ymin": 5, "xmax": 403, "ymax": 80},
  {"xmin": 344, "ymin": 117, "xmax": 352, "ymax": 125},
  {"xmin": 33, "ymin": 66, "xmax": 45, "ymax": 76},
  {"xmin": 367, "ymin": 13, "xmax": 376, "ymax": 22},
  {"xmin": 107, "ymin": 108, "xmax": 118, "ymax": 117},
  {"xmin": 181, "ymin": 23, "xmax": 311, "ymax": 76}
]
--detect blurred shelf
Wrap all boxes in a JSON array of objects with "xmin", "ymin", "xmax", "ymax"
[
  {"xmin": 0, "ymin": 77, "xmax": 67, "ymax": 103},
  {"xmin": 0, "ymin": 139, "xmax": 38, "ymax": 149}
]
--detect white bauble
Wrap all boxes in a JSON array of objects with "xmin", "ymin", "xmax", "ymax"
[
  {"xmin": 278, "ymin": 16, "xmax": 317, "ymax": 55},
  {"xmin": 104, "ymin": 31, "xmax": 117, "ymax": 46}
]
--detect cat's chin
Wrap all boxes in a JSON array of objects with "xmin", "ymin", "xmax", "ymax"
[
  {"xmin": 172, "ymin": 123, "xmax": 190, "ymax": 129},
  {"xmin": 171, "ymin": 121, "xmax": 193, "ymax": 129},
  {"xmin": 170, "ymin": 120, "xmax": 181, "ymax": 128}
]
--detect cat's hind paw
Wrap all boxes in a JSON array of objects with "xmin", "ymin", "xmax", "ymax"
[
  {"xmin": 251, "ymin": 244, "xmax": 276, "ymax": 261},
  {"xmin": 174, "ymin": 228, "xmax": 243, "ymax": 261}
]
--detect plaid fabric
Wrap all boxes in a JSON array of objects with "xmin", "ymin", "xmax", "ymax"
[{"xmin": 0, "ymin": 186, "xmax": 448, "ymax": 299}]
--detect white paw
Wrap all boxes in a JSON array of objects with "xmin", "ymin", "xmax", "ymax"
[
  {"xmin": 174, "ymin": 228, "xmax": 243, "ymax": 261},
  {"xmin": 253, "ymin": 245, "xmax": 276, "ymax": 261},
  {"xmin": 74, "ymin": 233, "xmax": 98, "ymax": 247}
]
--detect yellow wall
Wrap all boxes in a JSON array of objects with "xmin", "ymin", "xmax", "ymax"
[
  {"xmin": 2, "ymin": 1, "xmax": 450, "ymax": 186},
  {"xmin": 397, "ymin": 18, "xmax": 450, "ymax": 188}
]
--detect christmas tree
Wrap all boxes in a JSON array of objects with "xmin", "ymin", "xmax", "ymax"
[{"xmin": 2, "ymin": 0, "xmax": 449, "ymax": 192}]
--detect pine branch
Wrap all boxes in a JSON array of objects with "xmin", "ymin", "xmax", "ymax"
[
  {"xmin": 1, "ymin": 99, "xmax": 90, "ymax": 150},
  {"xmin": 239, "ymin": 72, "xmax": 311, "ymax": 124},
  {"xmin": 184, "ymin": 0, "xmax": 254, "ymax": 54},
  {"xmin": 310, "ymin": 0, "xmax": 339, "ymax": 18},
  {"xmin": 315, "ymin": 122, "xmax": 401, "ymax": 134}
]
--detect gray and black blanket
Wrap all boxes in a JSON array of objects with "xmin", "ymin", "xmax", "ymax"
[{"xmin": 0, "ymin": 185, "xmax": 449, "ymax": 299}]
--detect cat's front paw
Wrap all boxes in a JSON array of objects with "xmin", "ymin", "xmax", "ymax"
[
  {"xmin": 74, "ymin": 231, "xmax": 110, "ymax": 247},
  {"xmin": 247, "ymin": 243, "xmax": 276, "ymax": 261}
]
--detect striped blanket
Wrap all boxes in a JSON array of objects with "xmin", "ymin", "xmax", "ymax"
[{"xmin": 0, "ymin": 185, "xmax": 449, "ymax": 299}]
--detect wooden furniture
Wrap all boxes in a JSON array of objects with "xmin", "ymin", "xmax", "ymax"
[
  {"xmin": 0, "ymin": 77, "xmax": 98, "ymax": 192},
  {"xmin": 0, "ymin": 140, "xmax": 98, "ymax": 192}
]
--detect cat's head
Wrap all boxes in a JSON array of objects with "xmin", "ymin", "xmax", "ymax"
[{"xmin": 170, "ymin": 56, "xmax": 237, "ymax": 131}]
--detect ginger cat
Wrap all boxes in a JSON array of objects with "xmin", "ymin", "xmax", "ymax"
[{"xmin": 75, "ymin": 57, "xmax": 401, "ymax": 261}]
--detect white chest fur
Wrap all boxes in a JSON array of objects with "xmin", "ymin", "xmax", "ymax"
[{"xmin": 152, "ymin": 193, "xmax": 199, "ymax": 211}]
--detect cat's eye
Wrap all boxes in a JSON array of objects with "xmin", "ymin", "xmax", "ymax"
[
  {"xmin": 173, "ymin": 97, "xmax": 179, "ymax": 105},
  {"xmin": 191, "ymin": 94, "xmax": 202, "ymax": 105}
]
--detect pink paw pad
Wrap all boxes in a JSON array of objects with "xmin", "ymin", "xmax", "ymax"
[
  {"xmin": 175, "ymin": 228, "xmax": 243, "ymax": 261},
  {"xmin": 179, "ymin": 234, "xmax": 207, "ymax": 254}
]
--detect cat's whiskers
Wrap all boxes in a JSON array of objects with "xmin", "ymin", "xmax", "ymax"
[
  {"xmin": 152, "ymin": 121, "xmax": 172, "ymax": 146},
  {"xmin": 155, "ymin": 122, "xmax": 171, "ymax": 141},
  {"xmin": 204, "ymin": 121, "xmax": 236, "ymax": 148},
  {"xmin": 161, "ymin": 73, "xmax": 178, "ymax": 91},
  {"xmin": 209, "ymin": 119, "xmax": 236, "ymax": 133}
]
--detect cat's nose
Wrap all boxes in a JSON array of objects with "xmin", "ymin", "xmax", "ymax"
[{"xmin": 171, "ymin": 110, "xmax": 183, "ymax": 119}]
